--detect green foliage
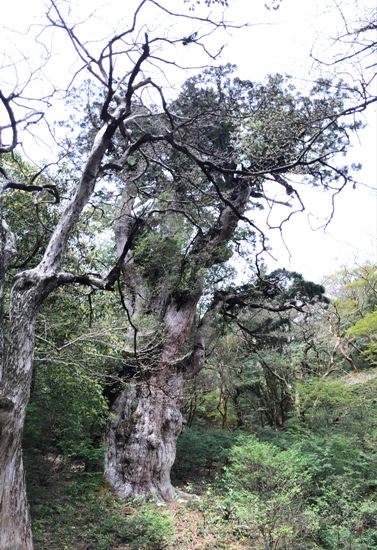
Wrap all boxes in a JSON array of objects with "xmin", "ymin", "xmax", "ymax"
[
  {"xmin": 224, "ymin": 431, "xmax": 377, "ymax": 549},
  {"xmin": 295, "ymin": 435, "xmax": 377, "ymax": 549},
  {"xmin": 296, "ymin": 374, "xmax": 377, "ymax": 439},
  {"xmin": 30, "ymin": 477, "xmax": 126, "ymax": 549},
  {"xmin": 319, "ymin": 264, "xmax": 377, "ymax": 372},
  {"xmin": 348, "ymin": 310, "xmax": 377, "ymax": 336},
  {"xmin": 23, "ymin": 286, "xmax": 127, "ymax": 486},
  {"xmin": 24, "ymin": 256, "xmax": 377, "ymax": 550},
  {"xmin": 0, "ymin": 153, "xmax": 61, "ymax": 271},
  {"xmin": 172, "ymin": 427, "xmax": 238, "ymax": 481},
  {"xmin": 133, "ymin": 231, "xmax": 183, "ymax": 281},
  {"xmin": 347, "ymin": 310, "xmax": 377, "ymax": 361},
  {"xmin": 30, "ymin": 470, "xmax": 175, "ymax": 550},
  {"xmin": 225, "ymin": 435, "xmax": 311, "ymax": 548},
  {"xmin": 230, "ymin": 73, "xmax": 356, "ymax": 184},
  {"xmin": 119, "ymin": 505, "xmax": 174, "ymax": 550},
  {"xmin": 23, "ymin": 351, "xmax": 109, "ymax": 479}
]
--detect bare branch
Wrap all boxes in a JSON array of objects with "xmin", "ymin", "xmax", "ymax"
[
  {"xmin": 3, "ymin": 181, "xmax": 60, "ymax": 204},
  {"xmin": 0, "ymin": 91, "xmax": 17, "ymax": 153}
]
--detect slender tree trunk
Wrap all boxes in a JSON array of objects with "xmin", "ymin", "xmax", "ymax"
[
  {"xmin": 0, "ymin": 90, "xmax": 116, "ymax": 547},
  {"xmin": 0, "ymin": 278, "xmax": 48, "ymax": 550}
]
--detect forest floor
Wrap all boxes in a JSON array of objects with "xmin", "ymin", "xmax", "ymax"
[
  {"xmin": 149, "ymin": 499, "xmax": 250, "ymax": 550},
  {"xmin": 30, "ymin": 474, "xmax": 252, "ymax": 550}
]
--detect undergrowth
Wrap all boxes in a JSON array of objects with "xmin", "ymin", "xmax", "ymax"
[
  {"xmin": 29, "ymin": 471, "xmax": 174, "ymax": 550},
  {"xmin": 28, "ymin": 468, "xmax": 249, "ymax": 550}
]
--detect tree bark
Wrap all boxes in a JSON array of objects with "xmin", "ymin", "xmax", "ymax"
[
  {"xmin": 0, "ymin": 68, "xmax": 129, "ymax": 546},
  {"xmin": 105, "ymin": 369, "xmax": 185, "ymax": 501},
  {"xmin": 105, "ymin": 295, "xmax": 200, "ymax": 501},
  {"xmin": 0, "ymin": 275, "xmax": 53, "ymax": 549}
]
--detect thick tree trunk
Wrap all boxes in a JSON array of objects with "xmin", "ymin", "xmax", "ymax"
[
  {"xmin": 106, "ymin": 175, "xmax": 251, "ymax": 501},
  {"xmin": 104, "ymin": 287, "xmax": 226, "ymax": 501},
  {"xmin": 105, "ymin": 295, "xmax": 200, "ymax": 501},
  {"xmin": 105, "ymin": 369, "xmax": 185, "ymax": 501}
]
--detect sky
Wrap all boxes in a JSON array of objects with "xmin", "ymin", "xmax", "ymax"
[
  {"xmin": 221, "ymin": 0, "xmax": 377, "ymax": 281},
  {"xmin": 1, "ymin": 0, "xmax": 376, "ymax": 283}
]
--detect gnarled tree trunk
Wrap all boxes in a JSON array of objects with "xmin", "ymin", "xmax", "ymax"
[
  {"xmin": 105, "ymin": 369, "xmax": 185, "ymax": 501},
  {"xmin": 104, "ymin": 173, "xmax": 251, "ymax": 501},
  {"xmin": 105, "ymin": 293, "xmax": 201, "ymax": 500}
]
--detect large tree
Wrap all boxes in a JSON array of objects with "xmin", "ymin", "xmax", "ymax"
[
  {"xmin": 0, "ymin": 0, "xmax": 370, "ymax": 547},
  {"xmin": 0, "ymin": 2, "xmax": 230, "ymax": 547}
]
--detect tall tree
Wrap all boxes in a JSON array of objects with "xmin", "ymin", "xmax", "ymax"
[
  {"xmin": 0, "ymin": 1, "xmax": 369, "ymax": 547},
  {"xmin": 0, "ymin": 2, "xmax": 232, "ymax": 546},
  {"xmin": 102, "ymin": 68, "xmax": 358, "ymax": 501}
]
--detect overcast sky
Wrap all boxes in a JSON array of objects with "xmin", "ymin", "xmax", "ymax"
[
  {"xmin": 1, "ymin": 0, "xmax": 376, "ymax": 283},
  {"xmin": 221, "ymin": 0, "xmax": 377, "ymax": 281}
]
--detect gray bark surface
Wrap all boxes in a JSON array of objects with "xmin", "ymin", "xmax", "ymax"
[
  {"xmin": 0, "ymin": 280, "xmax": 49, "ymax": 549},
  {"xmin": 105, "ymin": 371, "xmax": 185, "ymax": 501}
]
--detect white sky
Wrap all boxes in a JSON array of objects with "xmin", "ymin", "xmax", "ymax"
[
  {"xmin": 1, "ymin": 0, "xmax": 376, "ymax": 283},
  {"xmin": 221, "ymin": 0, "xmax": 377, "ymax": 282}
]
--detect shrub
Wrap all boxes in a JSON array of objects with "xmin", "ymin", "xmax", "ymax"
[
  {"xmin": 225, "ymin": 435, "xmax": 312, "ymax": 549},
  {"xmin": 225, "ymin": 432, "xmax": 377, "ymax": 549},
  {"xmin": 119, "ymin": 505, "xmax": 174, "ymax": 550},
  {"xmin": 172, "ymin": 427, "xmax": 238, "ymax": 481}
]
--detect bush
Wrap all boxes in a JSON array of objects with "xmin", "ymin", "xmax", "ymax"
[
  {"xmin": 295, "ymin": 435, "xmax": 377, "ymax": 549},
  {"xmin": 119, "ymin": 505, "xmax": 174, "ymax": 550},
  {"xmin": 225, "ymin": 434, "xmax": 312, "ymax": 549},
  {"xmin": 224, "ymin": 432, "xmax": 377, "ymax": 549},
  {"xmin": 172, "ymin": 427, "xmax": 238, "ymax": 481}
]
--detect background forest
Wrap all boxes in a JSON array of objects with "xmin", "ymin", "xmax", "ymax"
[
  {"xmin": 1, "ymin": 0, "xmax": 377, "ymax": 549},
  {"xmin": 23, "ymin": 259, "xmax": 377, "ymax": 550}
]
